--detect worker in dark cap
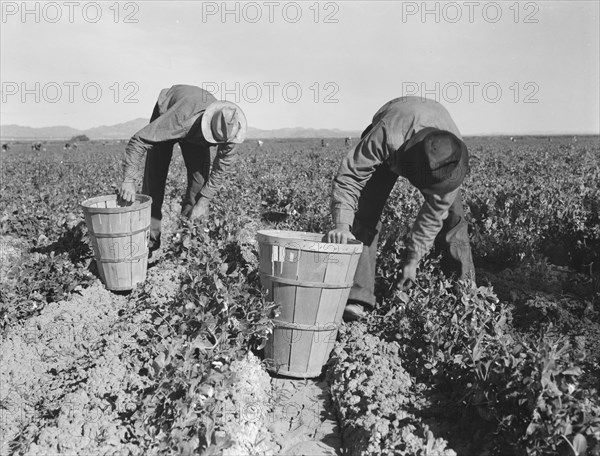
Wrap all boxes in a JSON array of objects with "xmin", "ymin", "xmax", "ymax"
[
  {"xmin": 118, "ymin": 84, "xmax": 247, "ymax": 256},
  {"xmin": 327, "ymin": 96, "xmax": 475, "ymax": 320}
]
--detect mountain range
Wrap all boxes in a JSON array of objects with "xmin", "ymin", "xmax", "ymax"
[{"xmin": 0, "ymin": 118, "xmax": 361, "ymax": 140}]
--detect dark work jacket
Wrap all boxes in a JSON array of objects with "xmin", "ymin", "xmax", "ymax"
[
  {"xmin": 331, "ymin": 96, "xmax": 463, "ymax": 262},
  {"xmin": 123, "ymin": 85, "xmax": 236, "ymax": 200}
]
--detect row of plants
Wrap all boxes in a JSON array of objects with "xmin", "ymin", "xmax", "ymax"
[
  {"xmin": 2, "ymin": 137, "xmax": 598, "ymax": 455},
  {"xmin": 1, "ymin": 145, "xmax": 123, "ymax": 329},
  {"xmin": 118, "ymin": 212, "xmax": 277, "ymax": 454},
  {"xmin": 464, "ymin": 140, "xmax": 600, "ymax": 272},
  {"xmin": 336, "ymin": 187, "xmax": 600, "ymax": 455},
  {"xmin": 328, "ymin": 323, "xmax": 456, "ymax": 455},
  {"xmin": 1, "ymin": 143, "xmax": 276, "ymax": 454},
  {"xmin": 323, "ymin": 137, "xmax": 600, "ymax": 455},
  {"xmin": 2, "ymin": 154, "xmax": 282, "ymax": 455},
  {"xmin": 3, "ymin": 138, "xmax": 598, "ymax": 330},
  {"xmin": 327, "ymin": 247, "xmax": 599, "ymax": 455}
]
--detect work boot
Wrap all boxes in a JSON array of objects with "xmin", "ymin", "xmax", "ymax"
[
  {"xmin": 148, "ymin": 235, "xmax": 161, "ymax": 259},
  {"xmin": 342, "ymin": 300, "xmax": 373, "ymax": 322}
]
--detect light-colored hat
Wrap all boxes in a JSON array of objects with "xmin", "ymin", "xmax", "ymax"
[{"xmin": 201, "ymin": 101, "xmax": 247, "ymax": 144}]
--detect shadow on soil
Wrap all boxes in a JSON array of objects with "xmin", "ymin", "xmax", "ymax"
[{"xmin": 31, "ymin": 222, "xmax": 91, "ymax": 260}]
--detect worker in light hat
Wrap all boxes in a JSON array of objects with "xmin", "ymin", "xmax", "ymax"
[
  {"xmin": 327, "ymin": 96, "xmax": 475, "ymax": 320},
  {"xmin": 119, "ymin": 84, "xmax": 247, "ymax": 256}
]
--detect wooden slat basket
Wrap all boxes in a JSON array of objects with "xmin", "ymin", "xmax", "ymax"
[
  {"xmin": 81, "ymin": 194, "xmax": 152, "ymax": 291},
  {"xmin": 257, "ymin": 230, "xmax": 363, "ymax": 378}
]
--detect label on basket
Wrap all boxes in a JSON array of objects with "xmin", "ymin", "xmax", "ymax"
[
  {"xmin": 271, "ymin": 245, "xmax": 287, "ymax": 263},
  {"xmin": 286, "ymin": 250, "xmax": 296, "ymax": 263}
]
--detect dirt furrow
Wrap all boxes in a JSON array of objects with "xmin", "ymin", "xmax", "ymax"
[
  {"xmin": 269, "ymin": 377, "xmax": 342, "ymax": 456},
  {"xmin": 0, "ymin": 281, "xmax": 131, "ymax": 454}
]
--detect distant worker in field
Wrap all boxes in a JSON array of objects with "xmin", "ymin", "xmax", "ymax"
[
  {"xmin": 327, "ymin": 96, "xmax": 475, "ymax": 320},
  {"xmin": 118, "ymin": 84, "xmax": 247, "ymax": 256}
]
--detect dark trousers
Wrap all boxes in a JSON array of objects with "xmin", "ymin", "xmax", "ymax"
[
  {"xmin": 141, "ymin": 106, "xmax": 211, "ymax": 240},
  {"xmin": 349, "ymin": 164, "xmax": 476, "ymax": 307}
]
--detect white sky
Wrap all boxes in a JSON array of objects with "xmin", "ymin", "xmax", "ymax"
[{"xmin": 1, "ymin": 0, "xmax": 599, "ymax": 134}]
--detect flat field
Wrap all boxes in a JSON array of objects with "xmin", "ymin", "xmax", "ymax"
[{"xmin": 1, "ymin": 136, "xmax": 599, "ymax": 455}]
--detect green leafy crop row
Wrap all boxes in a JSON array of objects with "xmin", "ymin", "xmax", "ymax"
[
  {"xmin": 361, "ymin": 256, "xmax": 600, "ymax": 455},
  {"xmin": 1, "ymin": 137, "xmax": 598, "ymax": 455}
]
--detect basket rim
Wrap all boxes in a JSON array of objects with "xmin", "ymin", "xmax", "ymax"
[
  {"xmin": 256, "ymin": 229, "xmax": 363, "ymax": 254},
  {"xmin": 81, "ymin": 194, "xmax": 152, "ymax": 213}
]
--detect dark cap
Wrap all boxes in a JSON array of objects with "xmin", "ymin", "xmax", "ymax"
[{"xmin": 402, "ymin": 127, "xmax": 469, "ymax": 194}]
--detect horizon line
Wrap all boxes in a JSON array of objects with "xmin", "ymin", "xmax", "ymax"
[
  {"xmin": 1, "ymin": 133, "xmax": 599, "ymax": 142},
  {"xmin": 1, "ymin": 123, "xmax": 599, "ymax": 138}
]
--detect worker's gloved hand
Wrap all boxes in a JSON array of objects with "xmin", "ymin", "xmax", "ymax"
[
  {"xmin": 398, "ymin": 259, "xmax": 418, "ymax": 289},
  {"xmin": 118, "ymin": 182, "xmax": 136, "ymax": 205},
  {"xmin": 189, "ymin": 197, "xmax": 210, "ymax": 221},
  {"xmin": 326, "ymin": 224, "xmax": 356, "ymax": 244}
]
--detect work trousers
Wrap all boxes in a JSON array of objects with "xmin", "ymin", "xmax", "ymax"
[
  {"xmin": 141, "ymin": 104, "xmax": 211, "ymax": 241},
  {"xmin": 349, "ymin": 163, "xmax": 476, "ymax": 307}
]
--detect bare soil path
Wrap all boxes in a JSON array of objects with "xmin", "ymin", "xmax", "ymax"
[{"xmin": 269, "ymin": 377, "xmax": 342, "ymax": 456}]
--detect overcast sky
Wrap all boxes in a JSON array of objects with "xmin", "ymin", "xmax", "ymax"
[{"xmin": 1, "ymin": 1, "xmax": 599, "ymax": 134}]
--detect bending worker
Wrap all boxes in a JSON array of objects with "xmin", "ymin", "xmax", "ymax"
[
  {"xmin": 118, "ymin": 84, "xmax": 247, "ymax": 255},
  {"xmin": 327, "ymin": 96, "xmax": 475, "ymax": 320}
]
